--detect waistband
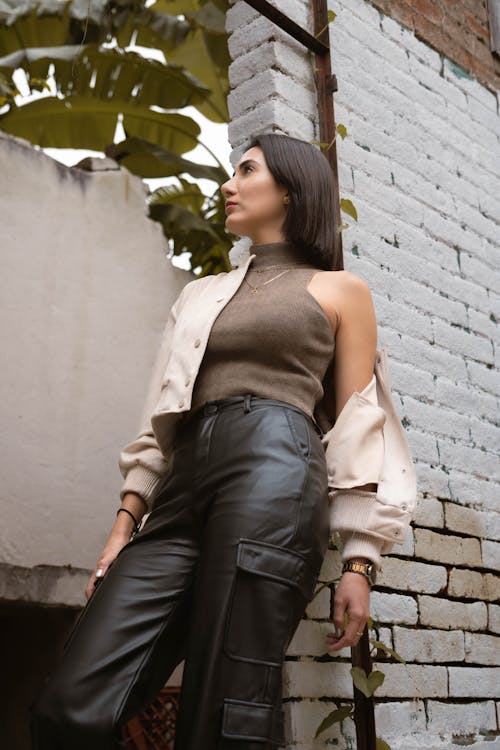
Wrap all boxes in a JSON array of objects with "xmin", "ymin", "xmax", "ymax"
[{"xmin": 178, "ymin": 394, "xmax": 324, "ymax": 436}]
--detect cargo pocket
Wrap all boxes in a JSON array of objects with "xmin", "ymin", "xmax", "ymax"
[
  {"xmin": 223, "ymin": 538, "xmax": 317, "ymax": 667},
  {"xmin": 220, "ymin": 698, "xmax": 285, "ymax": 746}
]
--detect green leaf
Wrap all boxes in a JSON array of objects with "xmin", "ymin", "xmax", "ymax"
[
  {"xmin": 336, "ymin": 123, "xmax": 347, "ymax": 139},
  {"xmin": 166, "ymin": 25, "xmax": 229, "ymax": 122},
  {"xmin": 0, "ymin": 44, "xmax": 211, "ymax": 110},
  {"xmin": 340, "ymin": 198, "xmax": 358, "ymax": 221},
  {"xmin": 0, "ymin": 94, "xmax": 200, "ymax": 151},
  {"xmin": 314, "ymin": 705, "xmax": 353, "ymax": 738},
  {"xmin": 106, "ymin": 136, "xmax": 227, "ymax": 181},
  {"xmin": 350, "ymin": 667, "xmax": 385, "ymax": 698},
  {"xmin": 328, "ymin": 10, "xmax": 337, "ymax": 23},
  {"xmin": 370, "ymin": 640, "xmax": 407, "ymax": 664},
  {"xmin": 376, "ymin": 739, "xmax": 391, "ymax": 750}
]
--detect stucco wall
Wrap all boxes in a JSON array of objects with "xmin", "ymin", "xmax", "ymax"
[
  {"xmin": 226, "ymin": 1, "xmax": 499, "ymax": 748},
  {"xmin": 0, "ymin": 131, "xmax": 191, "ymax": 578}
]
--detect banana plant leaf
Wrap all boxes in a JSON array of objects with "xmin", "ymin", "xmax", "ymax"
[
  {"xmin": 164, "ymin": 25, "xmax": 229, "ymax": 123},
  {"xmin": 0, "ymin": 95, "xmax": 200, "ymax": 151},
  {"xmin": 106, "ymin": 136, "xmax": 228, "ymax": 182},
  {"xmin": 0, "ymin": 44, "xmax": 211, "ymax": 109},
  {"xmin": 148, "ymin": 177, "xmax": 233, "ymax": 274},
  {"xmin": 0, "ymin": 1, "xmax": 190, "ymax": 54}
]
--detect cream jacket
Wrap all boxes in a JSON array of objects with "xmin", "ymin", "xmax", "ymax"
[{"xmin": 119, "ymin": 252, "xmax": 418, "ymax": 569}]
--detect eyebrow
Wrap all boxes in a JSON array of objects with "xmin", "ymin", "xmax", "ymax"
[{"xmin": 232, "ymin": 158, "xmax": 259, "ymax": 177}]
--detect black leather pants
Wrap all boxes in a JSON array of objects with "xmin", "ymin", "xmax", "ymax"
[{"xmin": 30, "ymin": 394, "xmax": 331, "ymax": 750}]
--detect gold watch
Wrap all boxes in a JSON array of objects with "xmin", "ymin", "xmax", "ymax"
[{"xmin": 341, "ymin": 560, "xmax": 377, "ymax": 586}]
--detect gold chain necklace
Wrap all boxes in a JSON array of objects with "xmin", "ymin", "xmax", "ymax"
[{"xmin": 244, "ymin": 269, "xmax": 290, "ymax": 294}]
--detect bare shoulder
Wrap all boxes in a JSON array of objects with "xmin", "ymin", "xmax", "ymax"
[{"xmin": 309, "ymin": 270, "xmax": 373, "ymax": 331}]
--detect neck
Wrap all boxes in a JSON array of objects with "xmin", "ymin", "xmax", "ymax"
[{"xmin": 249, "ymin": 240, "xmax": 309, "ymax": 269}]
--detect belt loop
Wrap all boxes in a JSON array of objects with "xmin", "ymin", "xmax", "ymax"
[{"xmin": 243, "ymin": 394, "xmax": 251, "ymax": 413}]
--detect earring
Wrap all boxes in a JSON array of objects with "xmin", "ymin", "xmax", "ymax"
[{"xmin": 284, "ymin": 196, "xmax": 290, "ymax": 204}]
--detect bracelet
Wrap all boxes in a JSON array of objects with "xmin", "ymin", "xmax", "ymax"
[{"xmin": 116, "ymin": 507, "xmax": 140, "ymax": 535}]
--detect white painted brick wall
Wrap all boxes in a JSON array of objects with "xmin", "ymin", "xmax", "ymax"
[{"xmin": 226, "ymin": 0, "xmax": 500, "ymax": 747}]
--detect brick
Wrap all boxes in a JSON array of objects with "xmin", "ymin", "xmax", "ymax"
[
  {"xmin": 447, "ymin": 471, "xmax": 498, "ymax": 513},
  {"xmin": 393, "ymin": 625, "xmax": 465, "ymax": 663},
  {"xmin": 412, "ymin": 496, "xmax": 444, "ymax": 528},
  {"xmin": 482, "ymin": 539, "xmax": 500, "ymax": 570},
  {"xmin": 448, "ymin": 568, "xmax": 500, "ymax": 602},
  {"xmin": 372, "ymin": 663, "xmax": 448, "ymax": 698},
  {"xmin": 287, "ymin": 620, "xmax": 334, "ymax": 658},
  {"xmin": 414, "ymin": 529, "xmax": 482, "ymax": 567},
  {"xmin": 283, "ymin": 660, "xmax": 353, "ymax": 699},
  {"xmin": 228, "ymin": 99, "xmax": 315, "ymax": 150},
  {"xmin": 285, "ymin": 699, "xmax": 344, "ymax": 744},
  {"xmin": 228, "ymin": 69, "xmax": 316, "ymax": 122},
  {"xmin": 375, "ymin": 699, "xmax": 427, "ymax": 738},
  {"xmin": 489, "ymin": 604, "xmax": 500, "ymax": 635},
  {"xmin": 426, "ymin": 699, "xmax": 497, "ymax": 734},
  {"xmin": 448, "ymin": 667, "xmax": 500, "ymax": 698},
  {"xmin": 377, "ymin": 558, "xmax": 446, "ymax": 594},
  {"xmin": 435, "ymin": 380, "xmax": 499, "ymax": 424},
  {"xmin": 318, "ymin": 548, "xmax": 342, "ymax": 583},
  {"xmin": 445, "ymin": 503, "xmax": 500, "ymax": 541},
  {"xmin": 305, "ymin": 583, "xmax": 331, "ymax": 619},
  {"xmin": 370, "ymin": 592, "xmax": 418, "ymax": 624},
  {"xmin": 438, "ymin": 441, "xmax": 500, "ymax": 483},
  {"xmin": 464, "ymin": 633, "xmax": 500, "ymax": 665},
  {"xmin": 419, "ymin": 595, "xmax": 488, "ymax": 631}
]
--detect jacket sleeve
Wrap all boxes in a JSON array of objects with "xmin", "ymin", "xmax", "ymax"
[
  {"xmin": 322, "ymin": 372, "xmax": 388, "ymax": 569},
  {"xmin": 118, "ymin": 284, "xmax": 187, "ymax": 510}
]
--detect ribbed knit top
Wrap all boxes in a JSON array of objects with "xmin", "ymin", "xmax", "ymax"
[{"xmin": 189, "ymin": 241, "xmax": 336, "ymax": 423}]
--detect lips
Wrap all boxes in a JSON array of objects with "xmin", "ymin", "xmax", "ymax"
[{"xmin": 225, "ymin": 202, "xmax": 237, "ymax": 212}]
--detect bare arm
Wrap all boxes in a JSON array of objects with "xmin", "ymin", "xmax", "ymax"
[{"xmin": 326, "ymin": 272, "xmax": 378, "ymax": 650}]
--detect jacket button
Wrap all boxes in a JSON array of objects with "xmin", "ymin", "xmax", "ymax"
[
  {"xmin": 394, "ymin": 530, "xmax": 400, "ymax": 536},
  {"xmin": 179, "ymin": 399, "xmax": 184, "ymax": 408},
  {"xmin": 401, "ymin": 504, "xmax": 408, "ymax": 511},
  {"xmin": 194, "ymin": 339, "xmax": 200, "ymax": 347},
  {"xmin": 185, "ymin": 376, "xmax": 190, "ymax": 386}
]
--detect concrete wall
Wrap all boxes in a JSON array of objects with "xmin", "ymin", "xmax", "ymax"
[
  {"xmin": 226, "ymin": 1, "xmax": 500, "ymax": 748},
  {"xmin": 0, "ymin": 131, "xmax": 191, "ymax": 590}
]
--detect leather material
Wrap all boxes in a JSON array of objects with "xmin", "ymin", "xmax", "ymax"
[{"xmin": 30, "ymin": 396, "xmax": 330, "ymax": 750}]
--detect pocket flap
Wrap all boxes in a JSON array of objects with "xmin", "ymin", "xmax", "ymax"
[
  {"xmin": 237, "ymin": 538, "xmax": 315, "ymax": 600},
  {"xmin": 221, "ymin": 698, "xmax": 285, "ymax": 744}
]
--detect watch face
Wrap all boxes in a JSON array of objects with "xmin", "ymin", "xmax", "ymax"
[{"xmin": 367, "ymin": 564, "xmax": 377, "ymax": 584}]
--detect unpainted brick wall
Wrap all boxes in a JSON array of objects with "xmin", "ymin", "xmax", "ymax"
[
  {"xmin": 367, "ymin": 0, "xmax": 500, "ymax": 91},
  {"xmin": 226, "ymin": 0, "xmax": 500, "ymax": 748}
]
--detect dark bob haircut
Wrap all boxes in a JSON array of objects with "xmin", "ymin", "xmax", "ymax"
[{"xmin": 246, "ymin": 132, "xmax": 341, "ymax": 271}]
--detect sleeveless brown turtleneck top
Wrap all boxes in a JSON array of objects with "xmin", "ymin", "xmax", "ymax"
[{"xmin": 189, "ymin": 241, "xmax": 336, "ymax": 423}]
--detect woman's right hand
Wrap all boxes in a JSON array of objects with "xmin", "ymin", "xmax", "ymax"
[
  {"xmin": 85, "ymin": 493, "xmax": 147, "ymax": 600},
  {"xmin": 85, "ymin": 531, "xmax": 131, "ymax": 600}
]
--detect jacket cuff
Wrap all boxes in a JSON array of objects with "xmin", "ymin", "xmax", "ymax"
[
  {"xmin": 338, "ymin": 532, "xmax": 384, "ymax": 570},
  {"xmin": 120, "ymin": 466, "xmax": 164, "ymax": 511},
  {"xmin": 329, "ymin": 488, "xmax": 386, "ymax": 570}
]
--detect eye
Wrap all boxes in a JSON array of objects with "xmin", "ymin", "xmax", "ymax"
[{"xmin": 243, "ymin": 165, "xmax": 253, "ymax": 173}]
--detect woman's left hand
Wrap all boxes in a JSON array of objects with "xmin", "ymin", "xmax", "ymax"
[{"xmin": 326, "ymin": 572, "xmax": 371, "ymax": 651}]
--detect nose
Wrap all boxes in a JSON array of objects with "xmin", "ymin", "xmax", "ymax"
[{"xmin": 221, "ymin": 176, "xmax": 236, "ymax": 198}]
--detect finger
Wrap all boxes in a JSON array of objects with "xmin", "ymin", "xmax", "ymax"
[{"xmin": 332, "ymin": 597, "xmax": 346, "ymax": 638}]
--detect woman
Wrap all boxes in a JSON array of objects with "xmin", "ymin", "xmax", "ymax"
[{"xmin": 30, "ymin": 133, "xmax": 415, "ymax": 749}]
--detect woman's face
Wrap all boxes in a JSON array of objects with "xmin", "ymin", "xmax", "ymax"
[{"xmin": 221, "ymin": 146, "xmax": 289, "ymax": 243}]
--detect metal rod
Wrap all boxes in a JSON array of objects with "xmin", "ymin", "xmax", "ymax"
[
  {"xmin": 311, "ymin": 0, "xmax": 343, "ymax": 269},
  {"xmin": 351, "ymin": 628, "xmax": 377, "ymax": 749},
  {"xmin": 242, "ymin": 0, "xmax": 329, "ymax": 55}
]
